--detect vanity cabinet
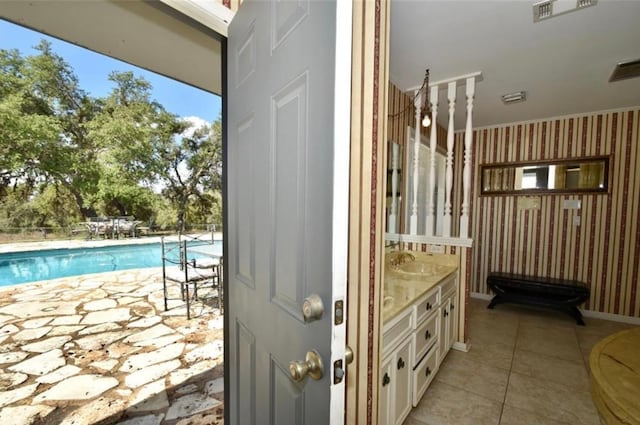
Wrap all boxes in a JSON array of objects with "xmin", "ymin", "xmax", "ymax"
[
  {"xmin": 380, "ymin": 308, "xmax": 414, "ymax": 425},
  {"xmin": 380, "ymin": 272, "xmax": 458, "ymax": 425},
  {"xmin": 440, "ymin": 279, "xmax": 458, "ymax": 358}
]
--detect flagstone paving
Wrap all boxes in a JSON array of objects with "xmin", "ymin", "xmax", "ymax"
[{"xmin": 0, "ymin": 268, "xmax": 224, "ymax": 425}]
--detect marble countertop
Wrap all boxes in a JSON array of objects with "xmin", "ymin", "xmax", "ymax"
[
  {"xmin": 382, "ymin": 251, "xmax": 458, "ymax": 323},
  {"xmin": 589, "ymin": 327, "xmax": 640, "ymax": 425}
]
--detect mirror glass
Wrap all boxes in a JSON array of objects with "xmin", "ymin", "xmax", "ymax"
[
  {"xmin": 480, "ymin": 157, "xmax": 609, "ymax": 195},
  {"xmin": 386, "ymin": 127, "xmax": 447, "ymax": 236},
  {"xmin": 386, "ymin": 141, "xmax": 403, "ymax": 234}
]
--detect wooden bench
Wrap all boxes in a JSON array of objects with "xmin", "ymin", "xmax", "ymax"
[{"xmin": 486, "ymin": 272, "xmax": 590, "ymax": 325}]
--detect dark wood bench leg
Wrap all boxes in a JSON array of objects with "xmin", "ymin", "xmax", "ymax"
[
  {"xmin": 568, "ymin": 306, "xmax": 586, "ymax": 326},
  {"xmin": 487, "ymin": 294, "xmax": 502, "ymax": 309}
]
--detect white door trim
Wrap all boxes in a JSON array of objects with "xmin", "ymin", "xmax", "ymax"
[
  {"xmin": 158, "ymin": 0, "xmax": 235, "ymax": 37},
  {"xmin": 330, "ymin": 1, "xmax": 353, "ymax": 423}
]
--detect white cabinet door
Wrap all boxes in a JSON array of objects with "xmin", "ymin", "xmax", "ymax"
[
  {"xmin": 394, "ymin": 336, "xmax": 413, "ymax": 425},
  {"xmin": 439, "ymin": 290, "xmax": 458, "ymax": 358},
  {"xmin": 379, "ymin": 335, "xmax": 413, "ymax": 425},
  {"xmin": 379, "ymin": 356, "xmax": 393, "ymax": 425}
]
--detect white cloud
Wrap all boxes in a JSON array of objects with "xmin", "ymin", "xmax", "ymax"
[{"xmin": 180, "ymin": 116, "xmax": 210, "ymax": 138}]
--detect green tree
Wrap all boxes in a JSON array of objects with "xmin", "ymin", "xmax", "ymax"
[
  {"xmin": 1, "ymin": 41, "xmax": 222, "ymax": 234},
  {"xmin": 160, "ymin": 118, "xmax": 222, "ymax": 231},
  {"xmin": 87, "ymin": 71, "xmax": 188, "ymax": 217},
  {"xmin": 0, "ymin": 41, "xmax": 100, "ymax": 217}
]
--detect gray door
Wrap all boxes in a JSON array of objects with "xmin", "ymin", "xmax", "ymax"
[{"xmin": 227, "ymin": 1, "xmax": 349, "ymax": 424}]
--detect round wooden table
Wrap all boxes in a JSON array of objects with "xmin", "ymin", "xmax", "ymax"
[{"xmin": 589, "ymin": 327, "xmax": 640, "ymax": 425}]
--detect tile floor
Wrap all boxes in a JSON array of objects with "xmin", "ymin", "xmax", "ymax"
[{"xmin": 404, "ymin": 297, "xmax": 637, "ymax": 425}]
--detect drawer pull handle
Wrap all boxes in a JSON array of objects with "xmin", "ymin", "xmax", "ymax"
[
  {"xmin": 443, "ymin": 309, "xmax": 449, "ymax": 317},
  {"xmin": 425, "ymin": 330, "xmax": 431, "ymax": 340},
  {"xmin": 426, "ymin": 302, "xmax": 432, "ymax": 311},
  {"xmin": 425, "ymin": 367, "xmax": 431, "ymax": 377},
  {"xmin": 397, "ymin": 357, "xmax": 405, "ymax": 370},
  {"xmin": 451, "ymin": 304, "xmax": 455, "ymax": 311},
  {"xmin": 382, "ymin": 372, "xmax": 390, "ymax": 386}
]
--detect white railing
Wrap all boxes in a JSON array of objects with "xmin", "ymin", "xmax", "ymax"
[{"xmin": 406, "ymin": 71, "xmax": 480, "ymax": 242}]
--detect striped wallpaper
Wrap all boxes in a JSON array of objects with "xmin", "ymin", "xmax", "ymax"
[{"xmin": 469, "ymin": 109, "xmax": 640, "ymax": 318}]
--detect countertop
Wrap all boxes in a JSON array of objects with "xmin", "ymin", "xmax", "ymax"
[
  {"xmin": 382, "ymin": 251, "xmax": 458, "ymax": 323},
  {"xmin": 589, "ymin": 327, "xmax": 640, "ymax": 425}
]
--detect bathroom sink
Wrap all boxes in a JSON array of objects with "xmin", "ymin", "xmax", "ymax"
[{"xmin": 393, "ymin": 262, "xmax": 448, "ymax": 276}]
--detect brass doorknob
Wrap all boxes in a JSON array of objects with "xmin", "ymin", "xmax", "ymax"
[{"xmin": 289, "ymin": 350, "xmax": 323, "ymax": 382}]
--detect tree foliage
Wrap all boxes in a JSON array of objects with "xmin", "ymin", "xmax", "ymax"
[{"xmin": 0, "ymin": 41, "xmax": 221, "ymax": 232}]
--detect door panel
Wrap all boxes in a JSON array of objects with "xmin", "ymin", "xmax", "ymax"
[
  {"xmin": 271, "ymin": 72, "xmax": 308, "ymax": 320},
  {"xmin": 227, "ymin": 1, "xmax": 347, "ymax": 423}
]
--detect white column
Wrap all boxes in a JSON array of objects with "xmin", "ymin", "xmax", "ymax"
[
  {"xmin": 409, "ymin": 90, "xmax": 422, "ymax": 235},
  {"xmin": 459, "ymin": 76, "xmax": 476, "ymax": 238},
  {"xmin": 442, "ymin": 81, "xmax": 456, "ymax": 237},
  {"xmin": 388, "ymin": 142, "xmax": 399, "ymax": 233},
  {"xmin": 425, "ymin": 84, "xmax": 439, "ymax": 236}
]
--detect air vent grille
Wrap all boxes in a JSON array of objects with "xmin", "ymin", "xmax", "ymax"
[
  {"xmin": 501, "ymin": 91, "xmax": 526, "ymax": 104},
  {"xmin": 609, "ymin": 59, "xmax": 640, "ymax": 82},
  {"xmin": 577, "ymin": 0, "xmax": 595, "ymax": 8},
  {"xmin": 534, "ymin": 1, "xmax": 553, "ymax": 21},
  {"xmin": 533, "ymin": 0, "xmax": 597, "ymax": 22}
]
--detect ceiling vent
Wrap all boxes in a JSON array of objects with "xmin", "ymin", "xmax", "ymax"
[
  {"xmin": 501, "ymin": 91, "xmax": 526, "ymax": 104},
  {"xmin": 609, "ymin": 58, "xmax": 640, "ymax": 82},
  {"xmin": 533, "ymin": 0, "xmax": 597, "ymax": 22}
]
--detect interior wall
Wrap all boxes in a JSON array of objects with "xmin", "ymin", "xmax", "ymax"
[{"xmin": 469, "ymin": 108, "xmax": 640, "ymax": 318}]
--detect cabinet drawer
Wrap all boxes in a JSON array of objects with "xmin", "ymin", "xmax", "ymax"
[
  {"xmin": 414, "ymin": 287, "xmax": 439, "ymax": 327},
  {"xmin": 382, "ymin": 308, "xmax": 412, "ymax": 358},
  {"xmin": 413, "ymin": 311, "xmax": 439, "ymax": 362},
  {"xmin": 440, "ymin": 274, "xmax": 457, "ymax": 298},
  {"xmin": 412, "ymin": 346, "xmax": 439, "ymax": 407}
]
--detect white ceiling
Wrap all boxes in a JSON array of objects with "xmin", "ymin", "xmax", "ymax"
[{"xmin": 390, "ymin": 0, "xmax": 640, "ymax": 130}]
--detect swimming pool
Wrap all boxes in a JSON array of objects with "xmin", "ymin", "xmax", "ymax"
[{"xmin": 0, "ymin": 241, "xmax": 223, "ymax": 286}]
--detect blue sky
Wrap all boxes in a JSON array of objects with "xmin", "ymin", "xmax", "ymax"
[{"xmin": 0, "ymin": 19, "xmax": 221, "ymax": 123}]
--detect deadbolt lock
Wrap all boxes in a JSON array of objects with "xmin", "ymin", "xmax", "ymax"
[
  {"xmin": 289, "ymin": 350, "xmax": 323, "ymax": 382},
  {"xmin": 302, "ymin": 294, "xmax": 324, "ymax": 322}
]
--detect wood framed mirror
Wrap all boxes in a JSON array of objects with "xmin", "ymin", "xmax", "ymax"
[{"xmin": 480, "ymin": 156, "xmax": 610, "ymax": 195}]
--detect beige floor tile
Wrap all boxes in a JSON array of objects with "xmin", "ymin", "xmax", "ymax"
[
  {"xmin": 459, "ymin": 339, "xmax": 515, "ymax": 371},
  {"xmin": 516, "ymin": 323, "xmax": 582, "ymax": 362},
  {"xmin": 511, "ymin": 349, "xmax": 590, "ymax": 392},
  {"xmin": 516, "ymin": 307, "xmax": 579, "ymax": 329},
  {"xmin": 468, "ymin": 321, "xmax": 518, "ymax": 348},
  {"xmin": 499, "ymin": 404, "xmax": 573, "ymax": 425},
  {"xmin": 577, "ymin": 317, "xmax": 636, "ymax": 337},
  {"xmin": 435, "ymin": 350, "xmax": 510, "ymax": 402},
  {"xmin": 505, "ymin": 372, "xmax": 600, "ymax": 425},
  {"xmin": 403, "ymin": 417, "xmax": 428, "ymax": 425},
  {"xmin": 408, "ymin": 381, "xmax": 502, "ymax": 425},
  {"xmin": 577, "ymin": 332, "xmax": 608, "ymax": 357}
]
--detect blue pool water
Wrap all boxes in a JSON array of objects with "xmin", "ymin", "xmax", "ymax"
[{"xmin": 0, "ymin": 241, "xmax": 223, "ymax": 286}]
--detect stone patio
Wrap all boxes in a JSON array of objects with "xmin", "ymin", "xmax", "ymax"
[{"xmin": 0, "ymin": 268, "xmax": 224, "ymax": 425}]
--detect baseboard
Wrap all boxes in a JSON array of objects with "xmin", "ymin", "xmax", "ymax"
[
  {"xmin": 469, "ymin": 292, "xmax": 493, "ymax": 301},
  {"xmin": 452, "ymin": 341, "xmax": 470, "ymax": 352},
  {"xmin": 469, "ymin": 291, "xmax": 640, "ymax": 325},
  {"xmin": 579, "ymin": 309, "xmax": 640, "ymax": 325}
]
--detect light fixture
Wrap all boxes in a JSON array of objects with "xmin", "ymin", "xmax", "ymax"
[
  {"xmin": 421, "ymin": 69, "xmax": 431, "ymax": 127},
  {"xmin": 501, "ymin": 91, "xmax": 526, "ymax": 104}
]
